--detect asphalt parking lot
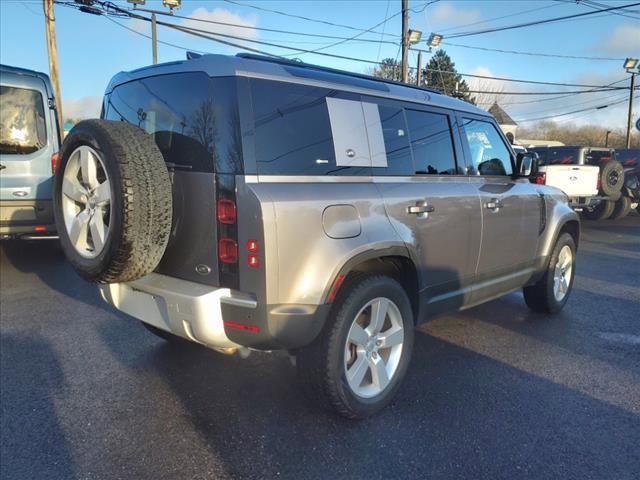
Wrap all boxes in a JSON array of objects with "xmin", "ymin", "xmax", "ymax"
[{"xmin": 1, "ymin": 214, "xmax": 639, "ymax": 480}]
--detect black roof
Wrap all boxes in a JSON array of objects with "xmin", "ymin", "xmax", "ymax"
[{"xmin": 488, "ymin": 102, "xmax": 517, "ymax": 126}]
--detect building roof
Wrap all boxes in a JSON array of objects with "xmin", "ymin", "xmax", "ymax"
[{"xmin": 489, "ymin": 102, "xmax": 517, "ymax": 126}]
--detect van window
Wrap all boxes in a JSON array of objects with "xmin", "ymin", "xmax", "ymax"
[
  {"xmin": 461, "ymin": 118, "xmax": 513, "ymax": 176},
  {"xmin": 406, "ymin": 110, "xmax": 457, "ymax": 175},
  {"xmin": 250, "ymin": 79, "xmax": 368, "ymax": 176},
  {"xmin": 104, "ymin": 73, "xmax": 242, "ymax": 173},
  {"xmin": 0, "ymin": 86, "xmax": 47, "ymax": 155},
  {"xmin": 547, "ymin": 147, "xmax": 580, "ymax": 165}
]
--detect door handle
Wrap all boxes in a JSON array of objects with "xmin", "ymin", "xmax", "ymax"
[
  {"xmin": 407, "ymin": 202, "xmax": 435, "ymax": 216},
  {"xmin": 484, "ymin": 198, "xmax": 504, "ymax": 210}
]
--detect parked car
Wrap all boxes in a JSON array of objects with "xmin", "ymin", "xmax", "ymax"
[
  {"xmin": 613, "ymin": 148, "xmax": 640, "ymax": 218},
  {"xmin": 0, "ymin": 64, "xmax": 60, "ymax": 239},
  {"xmin": 528, "ymin": 146, "xmax": 624, "ymax": 220},
  {"xmin": 53, "ymin": 54, "xmax": 580, "ymax": 418}
]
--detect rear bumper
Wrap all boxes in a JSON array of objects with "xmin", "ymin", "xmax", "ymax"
[
  {"xmin": 99, "ymin": 273, "xmax": 328, "ymax": 351},
  {"xmin": 0, "ymin": 199, "xmax": 55, "ymax": 237}
]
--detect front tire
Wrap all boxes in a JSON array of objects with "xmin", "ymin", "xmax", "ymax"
[
  {"xmin": 523, "ymin": 232, "xmax": 576, "ymax": 314},
  {"xmin": 296, "ymin": 275, "xmax": 414, "ymax": 419}
]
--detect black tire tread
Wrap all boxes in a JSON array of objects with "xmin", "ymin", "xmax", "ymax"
[
  {"xmin": 609, "ymin": 196, "xmax": 632, "ymax": 220},
  {"xmin": 56, "ymin": 120, "xmax": 172, "ymax": 283},
  {"xmin": 582, "ymin": 200, "xmax": 615, "ymax": 221}
]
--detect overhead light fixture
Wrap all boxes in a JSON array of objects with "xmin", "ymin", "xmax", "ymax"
[
  {"xmin": 427, "ymin": 33, "xmax": 443, "ymax": 48},
  {"xmin": 162, "ymin": 0, "xmax": 181, "ymax": 9},
  {"xmin": 408, "ymin": 29, "xmax": 423, "ymax": 45},
  {"xmin": 125, "ymin": 0, "xmax": 146, "ymax": 5},
  {"xmin": 623, "ymin": 57, "xmax": 638, "ymax": 71}
]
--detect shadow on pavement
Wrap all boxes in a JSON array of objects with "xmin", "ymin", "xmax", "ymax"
[
  {"xmin": 95, "ymin": 320, "xmax": 640, "ymax": 480},
  {"xmin": 0, "ymin": 333, "xmax": 75, "ymax": 480}
]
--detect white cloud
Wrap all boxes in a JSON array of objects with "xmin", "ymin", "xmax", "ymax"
[
  {"xmin": 179, "ymin": 7, "xmax": 258, "ymax": 42},
  {"xmin": 63, "ymin": 96, "xmax": 102, "ymax": 121},
  {"xmin": 594, "ymin": 24, "xmax": 640, "ymax": 56},
  {"xmin": 431, "ymin": 3, "xmax": 482, "ymax": 29}
]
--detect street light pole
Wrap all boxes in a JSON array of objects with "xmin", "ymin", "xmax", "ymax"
[
  {"xmin": 43, "ymin": 0, "xmax": 63, "ymax": 137},
  {"xmin": 605, "ymin": 130, "xmax": 611, "ymax": 147},
  {"xmin": 416, "ymin": 50, "xmax": 423, "ymax": 86},
  {"xmin": 151, "ymin": 13, "xmax": 158, "ymax": 64},
  {"xmin": 626, "ymin": 72, "xmax": 635, "ymax": 149},
  {"xmin": 401, "ymin": 0, "xmax": 408, "ymax": 83}
]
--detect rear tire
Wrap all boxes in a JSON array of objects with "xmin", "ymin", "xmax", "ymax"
[
  {"xmin": 582, "ymin": 200, "xmax": 615, "ymax": 221},
  {"xmin": 296, "ymin": 275, "xmax": 414, "ymax": 419},
  {"xmin": 523, "ymin": 233, "xmax": 576, "ymax": 314},
  {"xmin": 609, "ymin": 196, "xmax": 632, "ymax": 220},
  {"xmin": 54, "ymin": 120, "xmax": 172, "ymax": 283}
]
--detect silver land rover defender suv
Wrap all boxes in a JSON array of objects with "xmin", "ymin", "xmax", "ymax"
[{"xmin": 53, "ymin": 54, "xmax": 579, "ymax": 418}]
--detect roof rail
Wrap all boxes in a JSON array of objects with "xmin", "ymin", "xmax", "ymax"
[{"xmin": 235, "ymin": 53, "xmax": 442, "ymax": 95}]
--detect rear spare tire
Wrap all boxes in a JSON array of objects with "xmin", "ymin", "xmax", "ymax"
[
  {"xmin": 582, "ymin": 200, "xmax": 615, "ymax": 221},
  {"xmin": 599, "ymin": 160, "xmax": 624, "ymax": 197},
  {"xmin": 53, "ymin": 120, "xmax": 172, "ymax": 283}
]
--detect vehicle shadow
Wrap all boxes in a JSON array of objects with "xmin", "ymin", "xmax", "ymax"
[
  {"xmin": 0, "ymin": 333, "xmax": 75, "ymax": 480},
  {"xmin": 95, "ymin": 317, "xmax": 640, "ymax": 480},
  {"xmin": 0, "ymin": 240, "xmax": 118, "ymax": 315}
]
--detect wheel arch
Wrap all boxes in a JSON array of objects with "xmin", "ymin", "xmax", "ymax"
[{"xmin": 322, "ymin": 246, "xmax": 420, "ymax": 324}]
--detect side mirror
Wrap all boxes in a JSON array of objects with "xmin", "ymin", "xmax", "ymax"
[{"xmin": 516, "ymin": 152, "xmax": 538, "ymax": 177}]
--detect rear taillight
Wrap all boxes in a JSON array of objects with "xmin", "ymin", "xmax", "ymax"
[
  {"xmin": 217, "ymin": 199, "xmax": 237, "ymax": 224},
  {"xmin": 597, "ymin": 175, "xmax": 601, "ymax": 191},
  {"xmin": 534, "ymin": 172, "xmax": 546, "ymax": 185},
  {"xmin": 51, "ymin": 152, "xmax": 60, "ymax": 174},
  {"xmin": 218, "ymin": 238, "xmax": 238, "ymax": 264}
]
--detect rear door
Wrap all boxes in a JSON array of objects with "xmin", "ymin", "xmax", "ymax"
[
  {"xmin": 0, "ymin": 72, "xmax": 56, "ymax": 204},
  {"xmin": 457, "ymin": 115, "xmax": 541, "ymax": 303},
  {"xmin": 372, "ymin": 101, "xmax": 481, "ymax": 316}
]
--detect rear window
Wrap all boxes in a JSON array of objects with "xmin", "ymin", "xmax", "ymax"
[
  {"xmin": 586, "ymin": 150, "xmax": 614, "ymax": 165},
  {"xmin": 104, "ymin": 73, "xmax": 242, "ymax": 173},
  {"xmin": 0, "ymin": 85, "xmax": 47, "ymax": 155},
  {"xmin": 250, "ymin": 79, "xmax": 368, "ymax": 176},
  {"xmin": 546, "ymin": 148, "xmax": 580, "ymax": 165}
]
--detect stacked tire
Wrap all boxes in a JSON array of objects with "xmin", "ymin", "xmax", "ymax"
[{"xmin": 582, "ymin": 159, "xmax": 625, "ymax": 221}]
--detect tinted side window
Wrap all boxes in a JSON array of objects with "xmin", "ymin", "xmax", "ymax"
[
  {"xmin": 406, "ymin": 109, "xmax": 457, "ymax": 175},
  {"xmin": 547, "ymin": 148, "xmax": 580, "ymax": 165},
  {"xmin": 251, "ymin": 79, "xmax": 367, "ymax": 176},
  {"xmin": 461, "ymin": 118, "xmax": 513, "ymax": 176},
  {"xmin": 376, "ymin": 105, "xmax": 413, "ymax": 175},
  {"xmin": 105, "ymin": 73, "xmax": 241, "ymax": 173},
  {"xmin": 0, "ymin": 85, "xmax": 47, "ymax": 155}
]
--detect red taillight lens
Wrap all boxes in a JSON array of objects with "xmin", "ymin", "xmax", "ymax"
[
  {"xmin": 247, "ymin": 254, "xmax": 260, "ymax": 268},
  {"xmin": 597, "ymin": 175, "xmax": 601, "ymax": 191},
  {"xmin": 51, "ymin": 152, "xmax": 60, "ymax": 174},
  {"xmin": 246, "ymin": 239, "xmax": 260, "ymax": 253},
  {"xmin": 218, "ymin": 238, "xmax": 238, "ymax": 264},
  {"xmin": 34, "ymin": 226, "xmax": 46, "ymax": 232},
  {"xmin": 217, "ymin": 199, "xmax": 237, "ymax": 224},
  {"xmin": 534, "ymin": 172, "xmax": 546, "ymax": 185}
]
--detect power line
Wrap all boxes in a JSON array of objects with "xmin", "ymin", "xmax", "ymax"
[
  {"xmin": 441, "ymin": 41, "xmax": 625, "ymax": 62},
  {"xmin": 516, "ymin": 96, "xmax": 638, "ymax": 123},
  {"xmin": 447, "ymin": 2, "xmax": 640, "ymax": 38},
  {"xmin": 556, "ymin": 0, "xmax": 640, "ymax": 20}
]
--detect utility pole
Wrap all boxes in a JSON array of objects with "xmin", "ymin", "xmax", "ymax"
[
  {"xmin": 401, "ymin": 0, "xmax": 408, "ymax": 83},
  {"xmin": 626, "ymin": 72, "xmax": 635, "ymax": 148},
  {"xmin": 151, "ymin": 13, "xmax": 158, "ymax": 64},
  {"xmin": 416, "ymin": 50, "xmax": 423, "ymax": 86},
  {"xmin": 43, "ymin": 0, "xmax": 63, "ymax": 137}
]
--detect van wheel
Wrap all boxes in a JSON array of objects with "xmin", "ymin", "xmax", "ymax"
[
  {"xmin": 582, "ymin": 200, "xmax": 614, "ymax": 221},
  {"xmin": 296, "ymin": 275, "xmax": 414, "ymax": 419},
  {"xmin": 609, "ymin": 196, "xmax": 632, "ymax": 220},
  {"xmin": 54, "ymin": 120, "xmax": 172, "ymax": 283},
  {"xmin": 523, "ymin": 233, "xmax": 576, "ymax": 314}
]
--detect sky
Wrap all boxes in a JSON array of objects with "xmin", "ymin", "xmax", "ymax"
[{"xmin": 1, "ymin": 0, "xmax": 639, "ymax": 131}]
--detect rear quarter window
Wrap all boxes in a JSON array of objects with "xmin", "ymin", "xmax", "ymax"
[
  {"xmin": 104, "ymin": 73, "xmax": 242, "ymax": 173},
  {"xmin": 0, "ymin": 85, "xmax": 47, "ymax": 155},
  {"xmin": 547, "ymin": 148, "xmax": 580, "ymax": 165}
]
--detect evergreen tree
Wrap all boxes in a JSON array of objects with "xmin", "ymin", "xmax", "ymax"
[
  {"xmin": 424, "ymin": 50, "xmax": 475, "ymax": 104},
  {"xmin": 370, "ymin": 58, "xmax": 415, "ymax": 83}
]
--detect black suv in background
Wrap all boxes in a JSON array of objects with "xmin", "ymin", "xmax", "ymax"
[{"xmin": 615, "ymin": 148, "xmax": 640, "ymax": 216}]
